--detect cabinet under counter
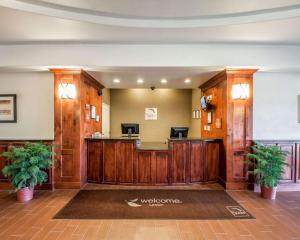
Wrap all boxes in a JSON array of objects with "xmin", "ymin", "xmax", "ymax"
[{"xmin": 86, "ymin": 138, "xmax": 220, "ymax": 185}]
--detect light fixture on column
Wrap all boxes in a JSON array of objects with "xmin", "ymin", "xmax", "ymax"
[
  {"xmin": 59, "ymin": 83, "xmax": 76, "ymax": 99},
  {"xmin": 231, "ymin": 83, "xmax": 249, "ymax": 100},
  {"xmin": 160, "ymin": 78, "xmax": 167, "ymax": 84},
  {"xmin": 137, "ymin": 78, "xmax": 144, "ymax": 84},
  {"xmin": 184, "ymin": 78, "xmax": 191, "ymax": 83}
]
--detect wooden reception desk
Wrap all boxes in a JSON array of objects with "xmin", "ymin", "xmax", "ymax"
[{"xmin": 86, "ymin": 137, "xmax": 220, "ymax": 185}]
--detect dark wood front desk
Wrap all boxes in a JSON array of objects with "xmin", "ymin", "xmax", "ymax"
[{"xmin": 86, "ymin": 138, "xmax": 220, "ymax": 185}]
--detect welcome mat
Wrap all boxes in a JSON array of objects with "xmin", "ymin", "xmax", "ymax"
[{"xmin": 54, "ymin": 190, "xmax": 254, "ymax": 220}]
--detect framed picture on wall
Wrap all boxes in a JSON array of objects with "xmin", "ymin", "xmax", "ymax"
[
  {"xmin": 196, "ymin": 110, "xmax": 200, "ymax": 119},
  {"xmin": 91, "ymin": 105, "xmax": 96, "ymax": 119},
  {"xmin": 207, "ymin": 111, "xmax": 212, "ymax": 124},
  {"xmin": 198, "ymin": 110, "xmax": 201, "ymax": 119},
  {"xmin": 193, "ymin": 110, "xmax": 200, "ymax": 119},
  {"xmin": 145, "ymin": 108, "xmax": 158, "ymax": 120},
  {"xmin": 0, "ymin": 94, "xmax": 17, "ymax": 123},
  {"xmin": 192, "ymin": 110, "xmax": 196, "ymax": 119}
]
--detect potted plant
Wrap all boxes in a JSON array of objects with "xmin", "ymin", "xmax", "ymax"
[
  {"xmin": 2, "ymin": 142, "xmax": 52, "ymax": 202},
  {"xmin": 247, "ymin": 141, "xmax": 289, "ymax": 200}
]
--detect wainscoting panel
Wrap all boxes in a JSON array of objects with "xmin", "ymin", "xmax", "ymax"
[{"xmin": 257, "ymin": 140, "xmax": 300, "ymax": 191}]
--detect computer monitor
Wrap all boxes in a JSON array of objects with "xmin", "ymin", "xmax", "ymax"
[
  {"xmin": 170, "ymin": 127, "xmax": 189, "ymax": 138},
  {"xmin": 121, "ymin": 123, "xmax": 139, "ymax": 136}
]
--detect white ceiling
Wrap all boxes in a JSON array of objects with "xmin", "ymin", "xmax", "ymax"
[
  {"xmin": 0, "ymin": 1, "xmax": 300, "ymax": 88},
  {"xmin": 1, "ymin": 1, "xmax": 300, "ymax": 43},
  {"xmin": 88, "ymin": 67, "xmax": 221, "ymax": 89},
  {"xmin": 40, "ymin": 0, "xmax": 300, "ymax": 18},
  {"xmin": 2, "ymin": 0, "xmax": 300, "ymax": 29}
]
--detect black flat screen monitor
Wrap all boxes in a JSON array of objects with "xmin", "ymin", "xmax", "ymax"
[
  {"xmin": 170, "ymin": 127, "xmax": 189, "ymax": 138},
  {"xmin": 121, "ymin": 123, "xmax": 139, "ymax": 135}
]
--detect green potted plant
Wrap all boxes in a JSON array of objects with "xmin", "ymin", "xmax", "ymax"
[
  {"xmin": 2, "ymin": 142, "xmax": 52, "ymax": 202},
  {"xmin": 247, "ymin": 142, "xmax": 289, "ymax": 200}
]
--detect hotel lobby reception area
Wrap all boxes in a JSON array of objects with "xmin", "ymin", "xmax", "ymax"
[
  {"xmin": 1, "ymin": 68, "xmax": 299, "ymax": 239},
  {"xmin": 0, "ymin": 1, "xmax": 300, "ymax": 239}
]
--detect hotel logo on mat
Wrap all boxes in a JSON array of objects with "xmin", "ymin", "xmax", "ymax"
[
  {"xmin": 125, "ymin": 198, "xmax": 183, "ymax": 207},
  {"xmin": 226, "ymin": 206, "xmax": 250, "ymax": 218}
]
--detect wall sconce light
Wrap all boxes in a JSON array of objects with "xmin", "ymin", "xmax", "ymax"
[
  {"xmin": 59, "ymin": 83, "xmax": 76, "ymax": 99},
  {"xmin": 231, "ymin": 83, "xmax": 249, "ymax": 100}
]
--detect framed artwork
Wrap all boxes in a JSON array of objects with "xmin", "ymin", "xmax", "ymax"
[
  {"xmin": 207, "ymin": 111, "xmax": 212, "ymax": 124},
  {"xmin": 145, "ymin": 108, "xmax": 158, "ymax": 120},
  {"xmin": 192, "ymin": 110, "xmax": 200, "ymax": 119},
  {"xmin": 91, "ymin": 105, "xmax": 96, "ymax": 119},
  {"xmin": 0, "ymin": 94, "xmax": 17, "ymax": 123},
  {"xmin": 216, "ymin": 118, "xmax": 222, "ymax": 128},
  {"xmin": 85, "ymin": 104, "xmax": 90, "ymax": 121}
]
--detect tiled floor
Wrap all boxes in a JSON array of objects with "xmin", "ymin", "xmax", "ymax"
[{"xmin": 0, "ymin": 184, "xmax": 300, "ymax": 240}]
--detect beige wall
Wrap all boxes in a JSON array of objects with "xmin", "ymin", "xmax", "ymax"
[
  {"xmin": 0, "ymin": 72, "xmax": 54, "ymax": 140},
  {"xmin": 110, "ymin": 89, "xmax": 192, "ymax": 142},
  {"xmin": 102, "ymin": 88, "xmax": 110, "ymax": 105},
  {"xmin": 253, "ymin": 72, "xmax": 300, "ymax": 140},
  {"xmin": 190, "ymin": 88, "xmax": 202, "ymax": 138}
]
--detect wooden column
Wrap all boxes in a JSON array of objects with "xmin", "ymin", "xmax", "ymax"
[
  {"xmin": 200, "ymin": 69, "xmax": 257, "ymax": 190},
  {"xmin": 51, "ymin": 69, "xmax": 103, "ymax": 189},
  {"xmin": 226, "ymin": 69, "xmax": 256, "ymax": 189}
]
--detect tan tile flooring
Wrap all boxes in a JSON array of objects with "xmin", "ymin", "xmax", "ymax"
[{"xmin": 0, "ymin": 184, "xmax": 300, "ymax": 240}]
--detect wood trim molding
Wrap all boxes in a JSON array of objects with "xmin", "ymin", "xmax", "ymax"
[
  {"xmin": 199, "ymin": 70, "xmax": 227, "ymax": 91},
  {"xmin": 225, "ymin": 181, "xmax": 248, "ymax": 190},
  {"xmin": 81, "ymin": 70, "xmax": 104, "ymax": 91},
  {"xmin": 226, "ymin": 69, "xmax": 258, "ymax": 75},
  {"xmin": 54, "ymin": 182, "xmax": 82, "ymax": 189},
  {"xmin": 49, "ymin": 68, "xmax": 81, "ymax": 75},
  {"xmin": 199, "ymin": 69, "xmax": 258, "ymax": 91},
  {"xmin": 50, "ymin": 69, "xmax": 105, "ymax": 91}
]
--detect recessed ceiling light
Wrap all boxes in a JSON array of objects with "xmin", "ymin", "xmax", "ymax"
[
  {"xmin": 184, "ymin": 78, "xmax": 191, "ymax": 83},
  {"xmin": 137, "ymin": 78, "xmax": 144, "ymax": 84},
  {"xmin": 160, "ymin": 78, "xmax": 167, "ymax": 84},
  {"xmin": 113, "ymin": 78, "xmax": 120, "ymax": 83}
]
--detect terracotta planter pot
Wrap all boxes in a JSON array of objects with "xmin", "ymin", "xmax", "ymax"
[
  {"xmin": 17, "ymin": 188, "xmax": 34, "ymax": 202},
  {"xmin": 261, "ymin": 185, "xmax": 277, "ymax": 200}
]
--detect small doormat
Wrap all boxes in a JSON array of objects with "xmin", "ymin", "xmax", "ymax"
[{"xmin": 54, "ymin": 190, "xmax": 254, "ymax": 220}]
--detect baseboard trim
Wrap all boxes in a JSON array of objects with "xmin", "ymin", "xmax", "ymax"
[
  {"xmin": 54, "ymin": 182, "xmax": 82, "ymax": 189},
  {"xmin": 225, "ymin": 181, "xmax": 248, "ymax": 190}
]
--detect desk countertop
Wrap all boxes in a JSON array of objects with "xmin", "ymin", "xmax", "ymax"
[
  {"xmin": 86, "ymin": 137, "xmax": 221, "ymax": 145},
  {"xmin": 137, "ymin": 142, "xmax": 168, "ymax": 151},
  {"xmin": 86, "ymin": 136, "xmax": 140, "ymax": 141},
  {"xmin": 168, "ymin": 137, "xmax": 221, "ymax": 142}
]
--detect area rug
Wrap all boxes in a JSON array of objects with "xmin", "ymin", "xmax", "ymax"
[{"xmin": 54, "ymin": 190, "xmax": 254, "ymax": 220}]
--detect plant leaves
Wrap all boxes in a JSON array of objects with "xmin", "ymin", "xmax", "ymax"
[{"xmin": 1, "ymin": 142, "xmax": 53, "ymax": 191}]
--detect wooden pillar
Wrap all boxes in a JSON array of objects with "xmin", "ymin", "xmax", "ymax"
[
  {"xmin": 226, "ymin": 69, "xmax": 256, "ymax": 190},
  {"xmin": 200, "ymin": 69, "xmax": 257, "ymax": 190},
  {"xmin": 51, "ymin": 69, "xmax": 103, "ymax": 189}
]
